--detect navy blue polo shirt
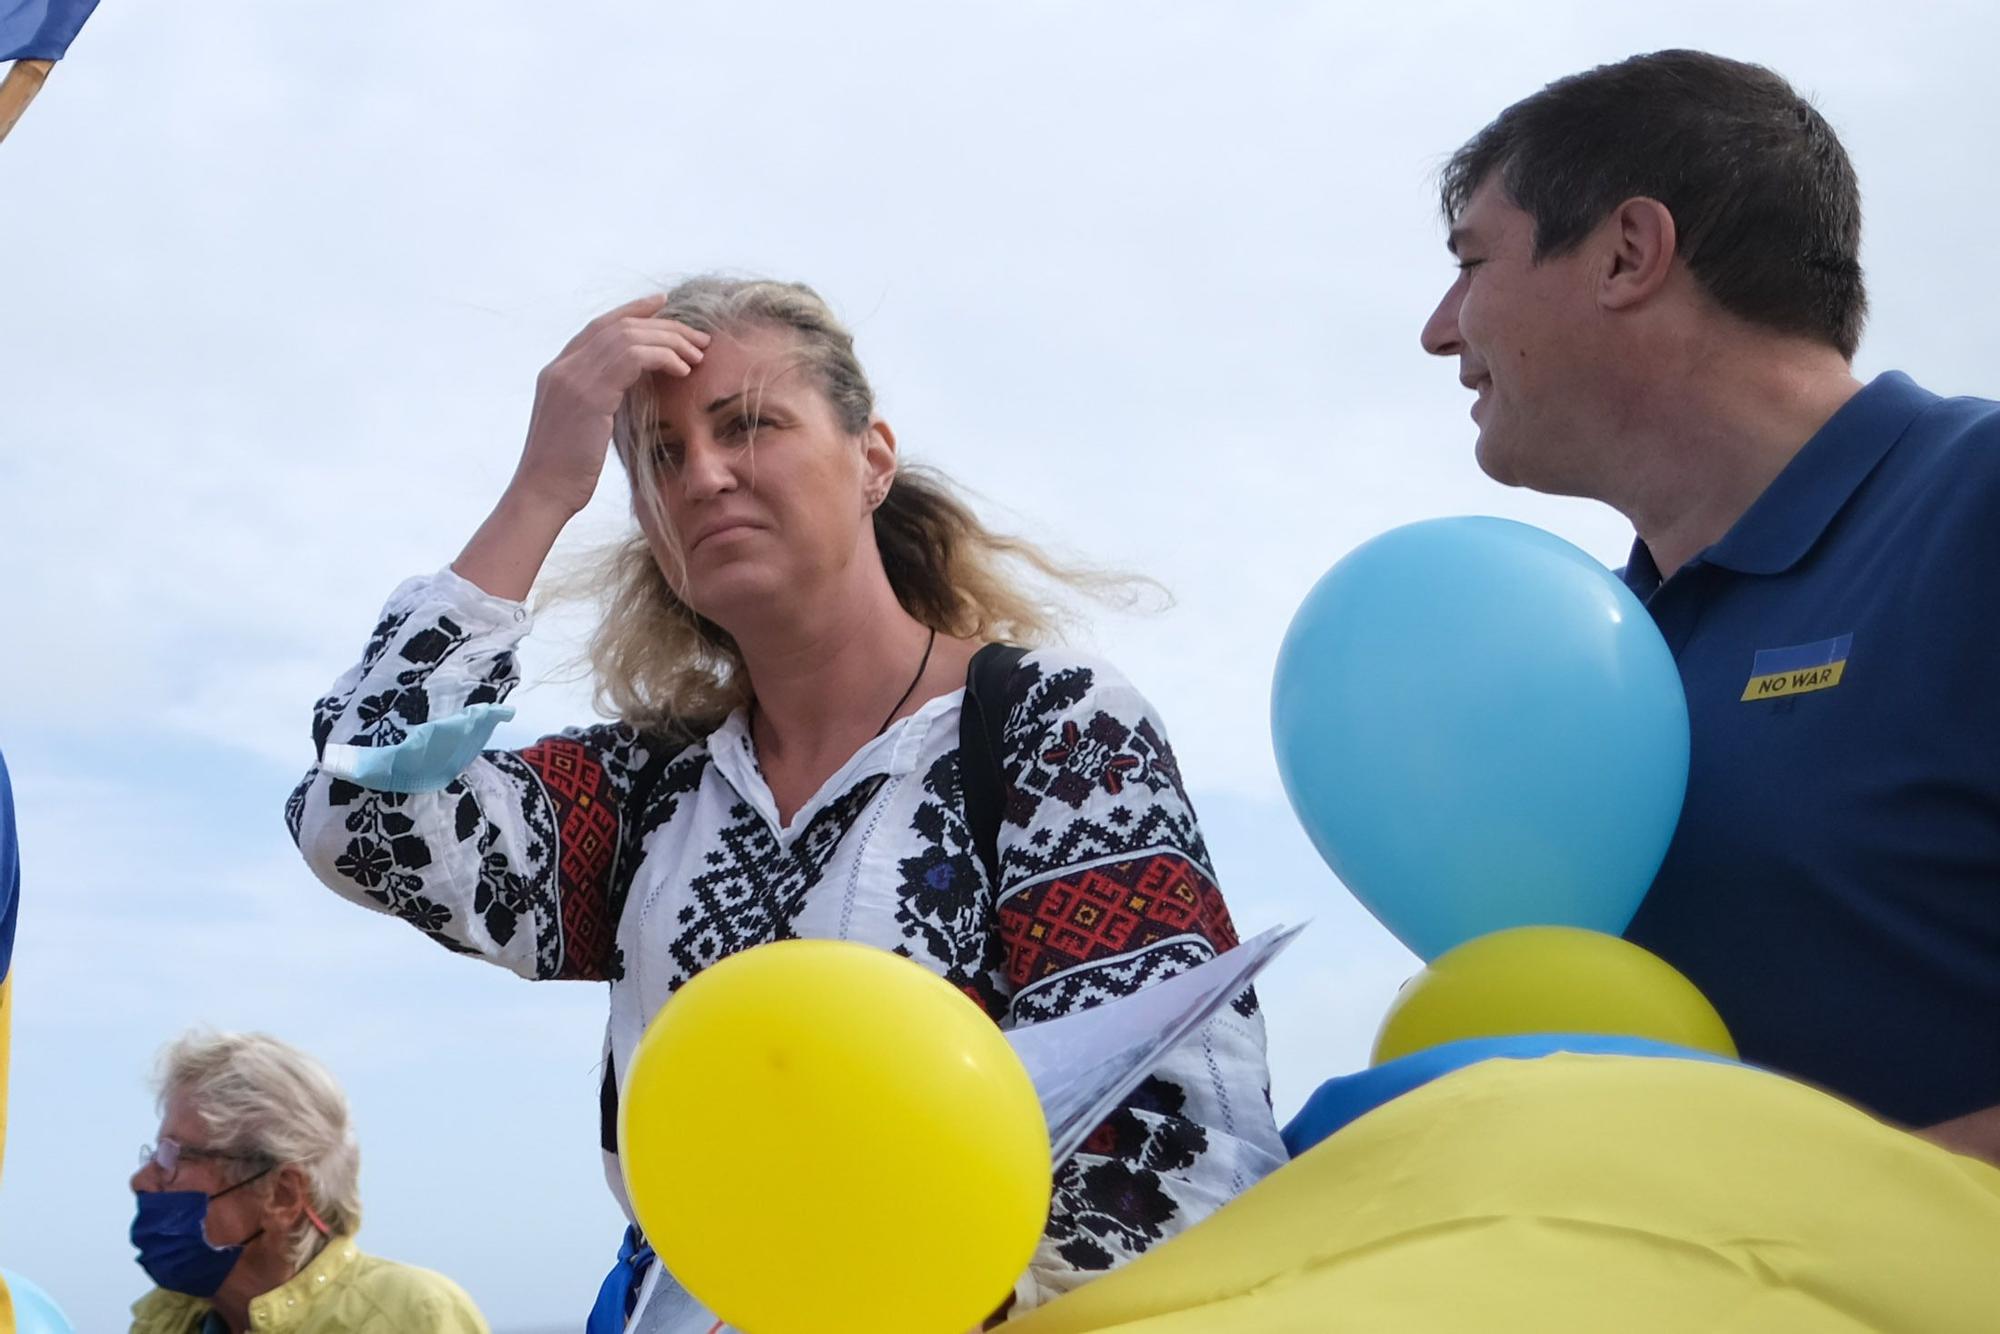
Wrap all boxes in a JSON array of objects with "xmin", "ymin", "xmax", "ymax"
[{"xmin": 1621, "ymin": 372, "xmax": 2000, "ymax": 1127}]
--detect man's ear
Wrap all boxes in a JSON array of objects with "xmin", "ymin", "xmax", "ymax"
[
  {"xmin": 862, "ymin": 417, "xmax": 898, "ymax": 508},
  {"xmin": 1599, "ymin": 197, "xmax": 1678, "ymax": 312},
  {"xmin": 261, "ymin": 1162, "xmax": 311, "ymax": 1233}
]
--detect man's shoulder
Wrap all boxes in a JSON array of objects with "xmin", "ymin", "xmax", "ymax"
[
  {"xmin": 128, "ymin": 1287, "xmax": 207, "ymax": 1334},
  {"xmin": 336, "ymin": 1250, "xmax": 487, "ymax": 1328},
  {"xmin": 1893, "ymin": 375, "xmax": 2000, "ymax": 465},
  {"xmin": 1853, "ymin": 374, "xmax": 2000, "ymax": 524}
]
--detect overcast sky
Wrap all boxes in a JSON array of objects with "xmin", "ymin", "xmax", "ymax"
[{"xmin": 3, "ymin": 2, "xmax": 1994, "ymax": 1329}]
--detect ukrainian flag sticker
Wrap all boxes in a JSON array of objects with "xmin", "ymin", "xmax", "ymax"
[{"xmin": 1741, "ymin": 634, "xmax": 1853, "ymax": 702}]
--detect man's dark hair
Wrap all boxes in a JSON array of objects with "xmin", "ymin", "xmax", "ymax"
[{"xmin": 1442, "ymin": 50, "xmax": 1867, "ymax": 359}]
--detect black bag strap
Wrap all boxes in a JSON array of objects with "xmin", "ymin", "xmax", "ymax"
[{"xmin": 960, "ymin": 643, "xmax": 1028, "ymax": 885}]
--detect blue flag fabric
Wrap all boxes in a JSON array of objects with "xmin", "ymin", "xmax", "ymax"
[
  {"xmin": 1, "ymin": 0, "xmax": 100, "ymax": 62},
  {"xmin": 0, "ymin": 749, "xmax": 15, "ymax": 984},
  {"xmin": 1280, "ymin": 1033, "xmax": 1742, "ymax": 1158}
]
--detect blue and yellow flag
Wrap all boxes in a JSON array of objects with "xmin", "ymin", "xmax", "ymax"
[
  {"xmin": 0, "ymin": 749, "xmax": 16, "ymax": 1164},
  {"xmin": 0, "ymin": 749, "xmax": 15, "ymax": 1327},
  {"xmin": 1, "ymin": 0, "xmax": 101, "ymax": 62},
  {"xmin": 1, "ymin": 0, "xmax": 100, "ymax": 145}
]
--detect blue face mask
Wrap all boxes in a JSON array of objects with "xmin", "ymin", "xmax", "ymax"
[
  {"xmin": 320, "ymin": 703, "xmax": 515, "ymax": 793},
  {"xmin": 130, "ymin": 1173, "xmax": 268, "ymax": 1297}
]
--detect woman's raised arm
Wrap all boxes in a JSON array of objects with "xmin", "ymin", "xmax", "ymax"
[{"xmin": 454, "ymin": 294, "xmax": 708, "ymax": 599}]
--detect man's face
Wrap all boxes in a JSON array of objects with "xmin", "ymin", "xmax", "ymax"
[
  {"xmin": 130, "ymin": 1092, "xmax": 269, "ymax": 1247},
  {"xmin": 1421, "ymin": 177, "xmax": 1606, "ymax": 492}
]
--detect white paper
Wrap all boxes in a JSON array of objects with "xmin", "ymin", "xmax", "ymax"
[{"xmin": 1006, "ymin": 923, "xmax": 1305, "ymax": 1165}]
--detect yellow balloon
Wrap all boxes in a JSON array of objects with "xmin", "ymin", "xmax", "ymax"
[
  {"xmin": 619, "ymin": 940, "xmax": 1052, "ymax": 1334},
  {"xmin": 1373, "ymin": 925, "xmax": 1735, "ymax": 1065}
]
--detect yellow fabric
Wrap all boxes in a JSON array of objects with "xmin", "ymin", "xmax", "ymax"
[
  {"xmin": 129, "ymin": 1235, "xmax": 488, "ymax": 1334},
  {"xmin": 1, "ymin": 974, "xmax": 10, "ymax": 1334},
  {"xmin": 1009, "ymin": 1054, "xmax": 2000, "ymax": 1333},
  {"xmin": 1, "ymin": 971, "xmax": 11, "ymax": 1186}
]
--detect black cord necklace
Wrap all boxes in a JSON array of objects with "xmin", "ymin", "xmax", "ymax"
[
  {"xmin": 749, "ymin": 626, "xmax": 938, "ymax": 753},
  {"xmin": 876, "ymin": 627, "xmax": 938, "ymax": 737}
]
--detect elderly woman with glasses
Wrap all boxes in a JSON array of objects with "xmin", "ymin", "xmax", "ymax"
[{"xmin": 128, "ymin": 1030, "xmax": 489, "ymax": 1334}]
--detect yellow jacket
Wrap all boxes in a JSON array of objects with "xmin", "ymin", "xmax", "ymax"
[{"xmin": 129, "ymin": 1236, "xmax": 488, "ymax": 1334}]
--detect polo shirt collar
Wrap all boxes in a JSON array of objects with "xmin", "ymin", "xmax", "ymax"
[{"xmin": 1626, "ymin": 371, "xmax": 1933, "ymax": 586}]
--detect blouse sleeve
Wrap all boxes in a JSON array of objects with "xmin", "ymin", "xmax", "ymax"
[
  {"xmin": 285, "ymin": 568, "xmax": 677, "ymax": 983},
  {"xmin": 989, "ymin": 651, "xmax": 1287, "ymax": 1316}
]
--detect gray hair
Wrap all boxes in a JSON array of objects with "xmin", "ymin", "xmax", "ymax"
[{"xmin": 153, "ymin": 1030, "xmax": 363, "ymax": 1270}]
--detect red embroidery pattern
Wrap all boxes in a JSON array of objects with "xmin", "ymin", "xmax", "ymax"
[
  {"xmin": 521, "ymin": 737, "xmax": 620, "ymax": 980},
  {"xmin": 999, "ymin": 854, "xmax": 1239, "ymax": 989}
]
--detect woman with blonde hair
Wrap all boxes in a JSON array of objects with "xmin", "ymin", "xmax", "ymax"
[
  {"xmin": 287, "ymin": 277, "xmax": 1284, "ymax": 1327},
  {"xmin": 128, "ymin": 1029, "xmax": 487, "ymax": 1333}
]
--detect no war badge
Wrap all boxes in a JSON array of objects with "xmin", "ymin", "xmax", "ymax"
[{"xmin": 1741, "ymin": 634, "xmax": 1853, "ymax": 702}]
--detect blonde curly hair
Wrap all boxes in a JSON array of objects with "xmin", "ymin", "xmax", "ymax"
[{"xmin": 561, "ymin": 275, "xmax": 1144, "ymax": 733}]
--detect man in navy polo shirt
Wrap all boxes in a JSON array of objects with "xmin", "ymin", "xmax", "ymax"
[{"xmin": 1420, "ymin": 50, "xmax": 2000, "ymax": 1162}]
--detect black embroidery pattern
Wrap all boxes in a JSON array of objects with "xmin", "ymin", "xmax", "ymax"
[
  {"xmin": 661, "ymin": 775, "xmax": 888, "ymax": 991},
  {"xmin": 1009, "ymin": 938, "xmax": 1214, "ymax": 1025},
  {"xmin": 632, "ymin": 750, "xmax": 715, "ymax": 847},
  {"xmin": 292, "ymin": 602, "xmax": 675, "ymax": 976},
  {"xmin": 318, "ymin": 779, "xmax": 476, "ymax": 956},
  {"xmin": 1043, "ymin": 1074, "xmax": 1207, "ymax": 1272},
  {"xmin": 994, "ymin": 662, "xmax": 1215, "ymax": 882},
  {"xmin": 474, "ymin": 759, "xmax": 559, "ymax": 966},
  {"xmin": 294, "ymin": 604, "xmax": 1283, "ymax": 1304},
  {"xmin": 893, "ymin": 750, "xmax": 1009, "ymax": 1019}
]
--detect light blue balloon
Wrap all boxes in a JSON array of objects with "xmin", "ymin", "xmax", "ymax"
[
  {"xmin": 2, "ymin": 1268, "xmax": 79, "ymax": 1334},
  {"xmin": 1271, "ymin": 517, "xmax": 1689, "ymax": 960}
]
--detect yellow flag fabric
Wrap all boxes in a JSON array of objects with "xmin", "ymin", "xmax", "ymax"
[
  {"xmin": 1, "ymin": 972, "xmax": 12, "ymax": 1331},
  {"xmin": 1010, "ymin": 1053, "xmax": 2000, "ymax": 1333},
  {"xmin": 1, "ymin": 971, "xmax": 11, "ymax": 1174}
]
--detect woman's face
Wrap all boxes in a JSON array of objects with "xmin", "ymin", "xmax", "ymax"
[{"xmin": 635, "ymin": 324, "xmax": 895, "ymax": 630}]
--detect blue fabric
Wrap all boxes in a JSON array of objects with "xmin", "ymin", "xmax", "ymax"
[
  {"xmin": 587, "ymin": 1225, "xmax": 655, "ymax": 1334},
  {"xmin": 320, "ymin": 703, "xmax": 514, "ymax": 794},
  {"xmin": 1280, "ymin": 1034, "xmax": 1735, "ymax": 1157},
  {"xmin": 129, "ymin": 1191, "xmax": 246, "ymax": 1298},
  {"xmin": 1623, "ymin": 371, "xmax": 2000, "ymax": 1127},
  {"xmin": 0, "ymin": 747, "xmax": 16, "ymax": 984},
  {"xmin": 1, "ymin": 0, "xmax": 100, "ymax": 61}
]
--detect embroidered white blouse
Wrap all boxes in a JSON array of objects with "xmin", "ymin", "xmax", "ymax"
[{"xmin": 288, "ymin": 568, "xmax": 1285, "ymax": 1322}]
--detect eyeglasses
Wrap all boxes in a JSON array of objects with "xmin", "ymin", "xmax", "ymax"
[{"xmin": 137, "ymin": 1137, "xmax": 268, "ymax": 1185}]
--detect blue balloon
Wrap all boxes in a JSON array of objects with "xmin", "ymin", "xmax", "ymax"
[
  {"xmin": 1271, "ymin": 517, "xmax": 1688, "ymax": 959},
  {"xmin": 2, "ymin": 1269, "xmax": 78, "ymax": 1334},
  {"xmin": 1280, "ymin": 1033, "xmax": 1739, "ymax": 1157}
]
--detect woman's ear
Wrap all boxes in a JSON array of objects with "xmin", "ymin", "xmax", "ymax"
[{"xmin": 862, "ymin": 418, "xmax": 898, "ymax": 508}]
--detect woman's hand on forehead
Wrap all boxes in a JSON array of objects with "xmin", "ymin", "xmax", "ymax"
[
  {"xmin": 515, "ymin": 295, "xmax": 714, "ymax": 520},
  {"xmin": 451, "ymin": 296, "xmax": 713, "ymax": 602}
]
